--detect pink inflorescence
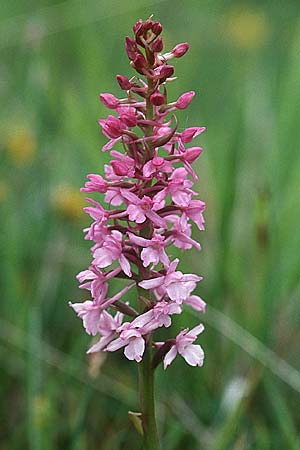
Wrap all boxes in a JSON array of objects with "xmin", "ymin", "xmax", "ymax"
[{"xmin": 69, "ymin": 18, "xmax": 207, "ymax": 368}]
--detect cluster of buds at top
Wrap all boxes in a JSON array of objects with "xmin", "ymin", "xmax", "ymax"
[{"xmin": 70, "ymin": 18, "xmax": 206, "ymax": 369}]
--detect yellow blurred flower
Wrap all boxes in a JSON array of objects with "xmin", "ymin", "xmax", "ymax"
[
  {"xmin": 6, "ymin": 126, "xmax": 37, "ymax": 166},
  {"xmin": 224, "ymin": 8, "xmax": 270, "ymax": 50},
  {"xmin": 51, "ymin": 184, "xmax": 85, "ymax": 220}
]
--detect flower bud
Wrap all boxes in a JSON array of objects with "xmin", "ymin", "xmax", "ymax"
[
  {"xmin": 150, "ymin": 91, "xmax": 165, "ymax": 106},
  {"xmin": 181, "ymin": 127, "xmax": 205, "ymax": 143},
  {"xmin": 111, "ymin": 160, "xmax": 129, "ymax": 176},
  {"xmin": 152, "ymin": 37, "xmax": 163, "ymax": 53},
  {"xmin": 155, "ymin": 64, "xmax": 174, "ymax": 82},
  {"xmin": 160, "ymin": 65, "xmax": 174, "ymax": 78},
  {"xmin": 143, "ymin": 18, "xmax": 153, "ymax": 32},
  {"xmin": 132, "ymin": 54, "xmax": 147, "ymax": 74},
  {"xmin": 99, "ymin": 93, "xmax": 119, "ymax": 109},
  {"xmin": 116, "ymin": 75, "xmax": 131, "ymax": 90},
  {"xmin": 151, "ymin": 21, "xmax": 162, "ymax": 36},
  {"xmin": 132, "ymin": 19, "xmax": 143, "ymax": 36},
  {"xmin": 125, "ymin": 36, "xmax": 138, "ymax": 60},
  {"xmin": 172, "ymin": 42, "xmax": 189, "ymax": 58},
  {"xmin": 120, "ymin": 112, "xmax": 137, "ymax": 127},
  {"xmin": 98, "ymin": 115, "xmax": 126, "ymax": 139},
  {"xmin": 182, "ymin": 147, "xmax": 203, "ymax": 163},
  {"xmin": 176, "ymin": 91, "xmax": 195, "ymax": 109}
]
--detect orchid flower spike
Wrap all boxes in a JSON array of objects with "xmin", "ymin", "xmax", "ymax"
[{"xmin": 70, "ymin": 17, "xmax": 207, "ymax": 371}]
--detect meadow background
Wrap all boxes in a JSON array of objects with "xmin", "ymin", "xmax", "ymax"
[{"xmin": 1, "ymin": 0, "xmax": 300, "ymax": 449}]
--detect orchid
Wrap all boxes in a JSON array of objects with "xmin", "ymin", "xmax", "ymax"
[
  {"xmin": 163, "ymin": 324, "xmax": 205, "ymax": 368},
  {"xmin": 69, "ymin": 18, "xmax": 207, "ymax": 450}
]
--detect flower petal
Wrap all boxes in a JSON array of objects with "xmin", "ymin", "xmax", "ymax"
[
  {"xmin": 180, "ymin": 344, "xmax": 204, "ymax": 367},
  {"xmin": 106, "ymin": 337, "xmax": 126, "ymax": 352},
  {"xmin": 163, "ymin": 346, "xmax": 178, "ymax": 369},
  {"xmin": 119, "ymin": 254, "xmax": 132, "ymax": 277},
  {"xmin": 138, "ymin": 276, "xmax": 165, "ymax": 290},
  {"xmin": 184, "ymin": 295, "xmax": 206, "ymax": 312},
  {"xmin": 124, "ymin": 337, "xmax": 145, "ymax": 362}
]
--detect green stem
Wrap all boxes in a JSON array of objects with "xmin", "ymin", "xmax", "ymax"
[
  {"xmin": 136, "ymin": 74, "xmax": 160, "ymax": 449},
  {"xmin": 138, "ymin": 338, "xmax": 160, "ymax": 450}
]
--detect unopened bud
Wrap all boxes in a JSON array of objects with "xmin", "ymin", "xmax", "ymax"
[
  {"xmin": 111, "ymin": 161, "xmax": 129, "ymax": 176},
  {"xmin": 152, "ymin": 37, "xmax": 163, "ymax": 53},
  {"xmin": 143, "ymin": 18, "xmax": 153, "ymax": 32},
  {"xmin": 172, "ymin": 42, "xmax": 189, "ymax": 58},
  {"xmin": 132, "ymin": 54, "xmax": 147, "ymax": 74},
  {"xmin": 125, "ymin": 36, "xmax": 138, "ymax": 60},
  {"xmin": 181, "ymin": 127, "xmax": 205, "ymax": 143},
  {"xmin": 116, "ymin": 75, "xmax": 131, "ymax": 91},
  {"xmin": 99, "ymin": 93, "xmax": 119, "ymax": 109},
  {"xmin": 133, "ymin": 19, "xmax": 143, "ymax": 36},
  {"xmin": 150, "ymin": 91, "xmax": 165, "ymax": 106},
  {"xmin": 120, "ymin": 113, "xmax": 137, "ymax": 127},
  {"xmin": 156, "ymin": 64, "xmax": 174, "ymax": 82},
  {"xmin": 152, "ymin": 21, "xmax": 162, "ymax": 36},
  {"xmin": 176, "ymin": 91, "xmax": 195, "ymax": 109},
  {"xmin": 182, "ymin": 147, "xmax": 203, "ymax": 163}
]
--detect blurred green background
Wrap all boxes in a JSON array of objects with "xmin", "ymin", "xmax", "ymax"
[{"xmin": 1, "ymin": 0, "xmax": 300, "ymax": 449}]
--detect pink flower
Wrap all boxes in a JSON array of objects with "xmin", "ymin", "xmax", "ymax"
[
  {"xmin": 132, "ymin": 301, "xmax": 182, "ymax": 332},
  {"xmin": 69, "ymin": 282, "xmax": 135, "ymax": 335},
  {"xmin": 76, "ymin": 266, "xmax": 121, "ymax": 301},
  {"xmin": 84, "ymin": 221, "xmax": 109, "ymax": 245},
  {"xmin": 121, "ymin": 190, "xmax": 166, "ymax": 228},
  {"xmin": 80, "ymin": 174, "xmax": 108, "ymax": 193},
  {"xmin": 163, "ymin": 324, "xmax": 205, "ymax": 368},
  {"xmin": 84, "ymin": 198, "xmax": 109, "ymax": 223},
  {"xmin": 87, "ymin": 311, "xmax": 124, "ymax": 353},
  {"xmin": 183, "ymin": 295, "xmax": 206, "ymax": 312},
  {"xmin": 176, "ymin": 91, "xmax": 195, "ymax": 110},
  {"xmin": 98, "ymin": 115, "xmax": 126, "ymax": 139},
  {"xmin": 166, "ymin": 214, "xmax": 201, "ymax": 250},
  {"xmin": 143, "ymin": 156, "xmax": 173, "ymax": 178},
  {"xmin": 69, "ymin": 300, "xmax": 103, "ymax": 336},
  {"xmin": 128, "ymin": 232, "xmax": 170, "ymax": 267},
  {"xmin": 106, "ymin": 322, "xmax": 146, "ymax": 362},
  {"xmin": 138, "ymin": 259, "xmax": 202, "ymax": 303},
  {"xmin": 182, "ymin": 200, "xmax": 206, "ymax": 230},
  {"xmin": 104, "ymin": 187, "xmax": 124, "ymax": 206},
  {"xmin": 93, "ymin": 230, "xmax": 132, "ymax": 277},
  {"xmin": 153, "ymin": 168, "xmax": 196, "ymax": 207}
]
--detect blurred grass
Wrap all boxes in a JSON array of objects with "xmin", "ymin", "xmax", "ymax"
[{"xmin": 1, "ymin": 0, "xmax": 300, "ymax": 449}]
